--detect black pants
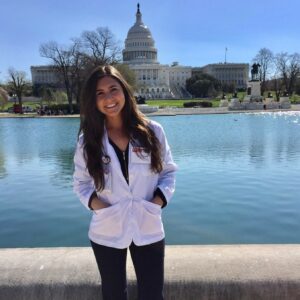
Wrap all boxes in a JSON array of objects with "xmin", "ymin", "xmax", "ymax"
[{"xmin": 90, "ymin": 239, "xmax": 165, "ymax": 300}]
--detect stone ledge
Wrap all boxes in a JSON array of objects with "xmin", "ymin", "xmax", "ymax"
[{"xmin": 1, "ymin": 245, "xmax": 300, "ymax": 299}]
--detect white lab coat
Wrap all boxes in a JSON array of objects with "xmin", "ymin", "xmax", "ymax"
[{"xmin": 73, "ymin": 120, "xmax": 177, "ymax": 249}]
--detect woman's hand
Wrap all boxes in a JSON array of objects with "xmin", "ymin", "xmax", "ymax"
[
  {"xmin": 151, "ymin": 195, "xmax": 164, "ymax": 207},
  {"xmin": 91, "ymin": 196, "xmax": 110, "ymax": 211}
]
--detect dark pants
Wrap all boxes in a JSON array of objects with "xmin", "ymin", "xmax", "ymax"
[{"xmin": 90, "ymin": 239, "xmax": 165, "ymax": 300}]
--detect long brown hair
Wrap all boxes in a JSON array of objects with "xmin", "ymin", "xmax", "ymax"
[{"xmin": 78, "ymin": 65, "xmax": 163, "ymax": 191}]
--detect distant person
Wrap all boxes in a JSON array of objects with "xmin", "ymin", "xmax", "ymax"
[{"xmin": 73, "ymin": 65, "xmax": 177, "ymax": 300}]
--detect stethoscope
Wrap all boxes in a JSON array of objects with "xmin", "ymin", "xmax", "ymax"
[
  {"xmin": 102, "ymin": 136, "xmax": 111, "ymax": 174},
  {"xmin": 102, "ymin": 155, "xmax": 111, "ymax": 165},
  {"xmin": 102, "ymin": 130, "xmax": 112, "ymax": 166}
]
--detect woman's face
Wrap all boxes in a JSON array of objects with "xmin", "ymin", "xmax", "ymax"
[{"xmin": 95, "ymin": 76, "xmax": 126, "ymax": 120}]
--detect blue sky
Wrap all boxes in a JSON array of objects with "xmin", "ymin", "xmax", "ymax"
[{"xmin": 1, "ymin": 0, "xmax": 299, "ymax": 82}]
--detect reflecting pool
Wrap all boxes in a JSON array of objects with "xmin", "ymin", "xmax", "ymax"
[{"xmin": 0, "ymin": 112, "xmax": 300, "ymax": 247}]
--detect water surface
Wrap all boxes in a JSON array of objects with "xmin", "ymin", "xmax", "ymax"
[{"xmin": 0, "ymin": 112, "xmax": 299, "ymax": 247}]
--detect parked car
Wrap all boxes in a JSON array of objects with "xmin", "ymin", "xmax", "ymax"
[
  {"xmin": 23, "ymin": 106, "xmax": 34, "ymax": 113},
  {"xmin": 7, "ymin": 105, "xmax": 34, "ymax": 113}
]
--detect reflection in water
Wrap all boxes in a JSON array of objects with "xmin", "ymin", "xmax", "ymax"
[
  {"xmin": 0, "ymin": 118, "xmax": 78, "ymax": 165},
  {"xmin": 158, "ymin": 112, "xmax": 300, "ymax": 166},
  {"xmin": 48, "ymin": 148, "xmax": 75, "ymax": 188},
  {"xmin": 255, "ymin": 112, "xmax": 300, "ymax": 163},
  {"xmin": 0, "ymin": 151, "xmax": 7, "ymax": 179},
  {"xmin": 161, "ymin": 114, "xmax": 248, "ymax": 162},
  {"xmin": 0, "ymin": 124, "xmax": 7, "ymax": 178},
  {"xmin": 247, "ymin": 115, "xmax": 266, "ymax": 166},
  {"xmin": 0, "ymin": 113, "xmax": 299, "ymax": 180}
]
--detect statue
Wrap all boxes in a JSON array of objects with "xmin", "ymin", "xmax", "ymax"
[{"xmin": 251, "ymin": 63, "xmax": 261, "ymax": 81}]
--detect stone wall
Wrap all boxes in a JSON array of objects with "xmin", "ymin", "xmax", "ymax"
[{"xmin": 1, "ymin": 245, "xmax": 300, "ymax": 300}]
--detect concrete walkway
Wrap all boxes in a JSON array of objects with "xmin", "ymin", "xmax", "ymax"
[
  {"xmin": 147, "ymin": 104, "xmax": 300, "ymax": 116},
  {"xmin": 1, "ymin": 245, "xmax": 300, "ymax": 299}
]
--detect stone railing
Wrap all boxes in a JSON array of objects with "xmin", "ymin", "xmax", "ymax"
[{"xmin": 1, "ymin": 245, "xmax": 300, "ymax": 299}]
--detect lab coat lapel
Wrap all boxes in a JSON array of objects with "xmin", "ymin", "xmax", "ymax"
[{"xmin": 103, "ymin": 127, "xmax": 129, "ymax": 188}]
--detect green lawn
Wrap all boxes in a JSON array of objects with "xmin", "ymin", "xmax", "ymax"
[
  {"xmin": 145, "ymin": 92, "xmax": 300, "ymax": 108},
  {"xmin": 2, "ymin": 92, "xmax": 299, "ymax": 112},
  {"xmin": 290, "ymin": 93, "xmax": 300, "ymax": 103},
  {"xmin": 146, "ymin": 99, "xmax": 221, "ymax": 108}
]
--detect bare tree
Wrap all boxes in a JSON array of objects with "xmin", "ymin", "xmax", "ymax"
[
  {"xmin": 70, "ymin": 39, "xmax": 87, "ymax": 106},
  {"xmin": 0, "ymin": 87, "xmax": 9, "ymax": 109},
  {"xmin": 295, "ymin": 78, "xmax": 300, "ymax": 96},
  {"xmin": 40, "ymin": 27, "xmax": 121, "ymax": 111},
  {"xmin": 275, "ymin": 52, "xmax": 300, "ymax": 95},
  {"xmin": 7, "ymin": 68, "xmax": 30, "ymax": 113},
  {"xmin": 114, "ymin": 64, "xmax": 136, "ymax": 90},
  {"xmin": 270, "ymin": 72, "xmax": 284, "ymax": 101},
  {"xmin": 40, "ymin": 41, "xmax": 82, "ymax": 112},
  {"xmin": 253, "ymin": 48, "xmax": 274, "ymax": 94},
  {"xmin": 81, "ymin": 27, "xmax": 122, "ymax": 70},
  {"xmin": 39, "ymin": 27, "xmax": 122, "ymax": 112}
]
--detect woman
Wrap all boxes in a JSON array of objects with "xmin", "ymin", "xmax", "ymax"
[{"xmin": 73, "ymin": 65, "xmax": 177, "ymax": 300}]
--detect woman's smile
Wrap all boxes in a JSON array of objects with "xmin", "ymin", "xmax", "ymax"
[{"xmin": 105, "ymin": 103, "xmax": 117, "ymax": 108}]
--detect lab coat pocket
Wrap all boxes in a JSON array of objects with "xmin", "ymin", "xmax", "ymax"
[
  {"xmin": 131, "ymin": 148, "xmax": 151, "ymax": 164},
  {"xmin": 131, "ymin": 149, "xmax": 152, "ymax": 175},
  {"xmin": 140, "ymin": 200, "xmax": 163, "ymax": 235},
  {"xmin": 91, "ymin": 203, "xmax": 121, "ymax": 237}
]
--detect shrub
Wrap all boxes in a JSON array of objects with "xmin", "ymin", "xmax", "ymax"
[
  {"xmin": 183, "ymin": 101, "xmax": 212, "ymax": 108},
  {"xmin": 46, "ymin": 104, "xmax": 80, "ymax": 114}
]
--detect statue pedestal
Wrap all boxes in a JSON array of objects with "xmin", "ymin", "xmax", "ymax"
[
  {"xmin": 243, "ymin": 95, "xmax": 251, "ymax": 103},
  {"xmin": 228, "ymin": 98, "xmax": 242, "ymax": 110},
  {"xmin": 265, "ymin": 97, "xmax": 272, "ymax": 104},
  {"xmin": 219, "ymin": 99, "xmax": 228, "ymax": 107},
  {"xmin": 250, "ymin": 95, "xmax": 263, "ymax": 102},
  {"xmin": 244, "ymin": 102, "xmax": 264, "ymax": 110},
  {"xmin": 247, "ymin": 81, "xmax": 261, "ymax": 97},
  {"xmin": 240, "ymin": 80, "xmax": 264, "ymax": 110},
  {"xmin": 279, "ymin": 97, "xmax": 291, "ymax": 109},
  {"xmin": 137, "ymin": 104, "xmax": 159, "ymax": 113},
  {"xmin": 264, "ymin": 98, "xmax": 279, "ymax": 109}
]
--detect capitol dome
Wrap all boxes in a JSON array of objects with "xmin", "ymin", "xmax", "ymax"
[{"xmin": 123, "ymin": 4, "xmax": 158, "ymax": 64}]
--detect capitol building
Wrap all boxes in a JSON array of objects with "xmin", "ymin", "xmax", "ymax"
[
  {"xmin": 31, "ymin": 4, "xmax": 192, "ymax": 99},
  {"xmin": 31, "ymin": 4, "xmax": 249, "ymax": 99},
  {"xmin": 122, "ymin": 4, "xmax": 192, "ymax": 99}
]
